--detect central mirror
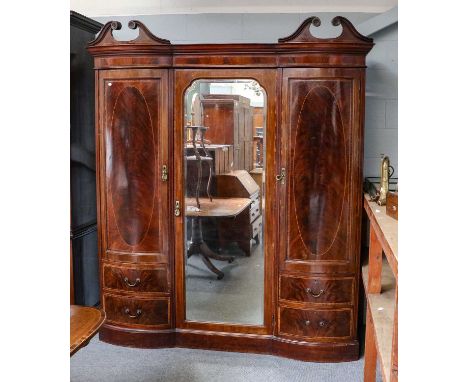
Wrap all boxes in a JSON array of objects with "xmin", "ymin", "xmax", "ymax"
[{"xmin": 183, "ymin": 79, "xmax": 266, "ymax": 325}]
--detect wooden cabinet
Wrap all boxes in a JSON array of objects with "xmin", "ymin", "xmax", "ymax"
[
  {"xmin": 93, "ymin": 65, "xmax": 173, "ymax": 344},
  {"xmin": 88, "ymin": 16, "xmax": 372, "ymax": 361},
  {"xmin": 216, "ymin": 170, "xmax": 262, "ymax": 255},
  {"xmin": 202, "ymin": 95, "xmax": 254, "ymax": 172}
]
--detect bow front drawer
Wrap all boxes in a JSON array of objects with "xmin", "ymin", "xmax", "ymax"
[
  {"xmin": 103, "ymin": 263, "xmax": 169, "ymax": 293},
  {"xmin": 280, "ymin": 276, "xmax": 354, "ymax": 304},
  {"xmin": 103, "ymin": 294, "xmax": 170, "ymax": 327},
  {"xmin": 279, "ymin": 307, "xmax": 352, "ymax": 339}
]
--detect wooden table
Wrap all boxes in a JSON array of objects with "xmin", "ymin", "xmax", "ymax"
[
  {"xmin": 186, "ymin": 197, "xmax": 251, "ymax": 218},
  {"xmin": 186, "ymin": 197, "xmax": 251, "ymax": 279},
  {"xmin": 70, "ymin": 305, "xmax": 106, "ymax": 356},
  {"xmin": 362, "ymin": 194, "xmax": 398, "ymax": 382}
]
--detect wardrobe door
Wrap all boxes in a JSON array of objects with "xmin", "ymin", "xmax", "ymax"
[
  {"xmin": 277, "ymin": 68, "xmax": 364, "ymax": 346},
  {"xmin": 98, "ymin": 69, "xmax": 170, "ymax": 262},
  {"xmin": 279, "ymin": 68, "xmax": 364, "ymax": 276},
  {"xmin": 97, "ymin": 69, "xmax": 172, "ymax": 331}
]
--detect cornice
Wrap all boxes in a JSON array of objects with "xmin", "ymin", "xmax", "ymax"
[{"xmin": 87, "ymin": 17, "xmax": 374, "ymax": 58}]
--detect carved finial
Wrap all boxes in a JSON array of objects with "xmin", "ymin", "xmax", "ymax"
[
  {"xmin": 331, "ymin": 17, "xmax": 341, "ymax": 27},
  {"xmin": 278, "ymin": 17, "xmax": 321, "ymax": 43},
  {"xmin": 311, "ymin": 17, "xmax": 321, "ymax": 27},
  {"xmin": 110, "ymin": 21, "xmax": 122, "ymax": 30}
]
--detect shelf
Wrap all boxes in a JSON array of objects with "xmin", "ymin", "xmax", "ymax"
[
  {"xmin": 364, "ymin": 194, "xmax": 398, "ymax": 278},
  {"xmin": 362, "ymin": 259, "xmax": 397, "ymax": 382}
]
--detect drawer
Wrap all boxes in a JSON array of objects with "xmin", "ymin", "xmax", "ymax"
[
  {"xmin": 103, "ymin": 294, "xmax": 170, "ymax": 327},
  {"xmin": 249, "ymin": 199, "xmax": 261, "ymax": 222},
  {"xmin": 103, "ymin": 263, "xmax": 168, "ymax": 293},
  {"xmin": 251, "ymin": 216, "xmax": 262, "ymax": 238},
  {"xmin": 250, "ymin": 192, "xmax": 260, "ymax": 206},
  {"xmin": 280, "ymin": 276, "xmax": 354, "ymax": 304},
  {"xmin": 279, "ymin": 307, "xmax": 352, "ymax": 339}
]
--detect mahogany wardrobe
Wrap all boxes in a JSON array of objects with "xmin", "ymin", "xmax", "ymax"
[{"xmin": 87, "ymin": 16, "xmax": 373, "ymax": 362}]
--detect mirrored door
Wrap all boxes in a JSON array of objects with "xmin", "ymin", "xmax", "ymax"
[{"xmin": 183, "ymin": 79, "xmax": 266, "ymax": 325}]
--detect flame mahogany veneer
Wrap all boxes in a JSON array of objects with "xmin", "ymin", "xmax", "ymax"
[{"xmin": 88, "ymin": 16, "xmax": 373, "ymax": 362}]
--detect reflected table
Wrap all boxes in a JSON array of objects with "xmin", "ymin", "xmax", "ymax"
[{"xmin": 186, "ymin": 197, "xmax": 251, "ymax": 279}]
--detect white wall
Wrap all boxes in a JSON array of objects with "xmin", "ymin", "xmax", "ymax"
[{"xmin": 93, "ymin": 12, "xmax": 398, "ymax": 177}]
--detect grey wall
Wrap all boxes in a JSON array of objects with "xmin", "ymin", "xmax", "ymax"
[
  {"xmin": 95, "ymin": 12, "xmax": 398, "ymax": 177},
  {"xmin": 364, "ymin": 23, "xmax": 398, "ymax": 177}
]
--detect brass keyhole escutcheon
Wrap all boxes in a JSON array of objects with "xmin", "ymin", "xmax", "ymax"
[
  {"xmin": 275, "ymin": 168, "xmax": 286, "ymax": 185},
  {"xmin": 162, "ymin": 165, "xmax": 168, "ymax": 181},
  {"xmin": 174, "ymin": 201, "xmax": 181, "ymax": 217}
]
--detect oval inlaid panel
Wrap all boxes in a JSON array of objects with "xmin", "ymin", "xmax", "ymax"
[
  {"xmin": 293, "ymin": 86, "xmax": 346, "ymax": 256},
  {"xmin": 109, "ymin": 86, "xmax": 156, "ymax": 246}
]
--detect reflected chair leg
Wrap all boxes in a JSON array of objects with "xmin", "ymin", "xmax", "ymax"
[{"xmin": 200, "ymin": 255, "xmax": 224, "ymax": 280}]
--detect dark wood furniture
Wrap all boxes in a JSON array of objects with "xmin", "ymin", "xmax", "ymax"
[
  {"xmin": 70, "ymin": 11, "xmax": 102, "ymax": 306},
  {"xmin": 201, "ymin": 94, "xmax": 254, "ymax": 172},
  {"xmin": 70, "ymin": 305, "xmax": 106, "ymax": 356},
  {"xmin": 216, "ymin": 170, "xmax": 262, "ymax": 255},
  {"xmin": 186, "ymin": 197, "xmax": 251, "ymax": 279},
  {"xmin": 88, "ymin": 16, "xmax": 373, "ymax": 361},
  {"xmin": 362, "ymin": 195, "xmax": 398, "ymax": 382}
]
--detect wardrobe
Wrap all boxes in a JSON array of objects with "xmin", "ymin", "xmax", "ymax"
[{"xmin": 88, "ymin": 16, "xmax": 373, "ymax": 362}]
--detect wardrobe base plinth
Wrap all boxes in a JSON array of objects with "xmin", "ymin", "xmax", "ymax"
[
  {"xmin": 99, "ymin": 324, "xmax": 175, "ymax": 349},
  {"xmin": 98, "ymin": 325, "xmax": 358, "ymax": 362},
  {"xmin": 175, "ymin": 330, "xmax": 273, "ymax": 355},
  {"xmin": 273, "ymin": 338, "xmax": 360, "ymax": 362}
]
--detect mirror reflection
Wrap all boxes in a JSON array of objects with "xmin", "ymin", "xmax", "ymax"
[{"xmin": 184, "ymin": 79, "xmax": 266, "ymax": 325}]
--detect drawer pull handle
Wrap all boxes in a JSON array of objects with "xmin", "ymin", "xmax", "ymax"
[
  {"xmin": 319, "ymin": 320, "xmax": 327, "ymax": 327},
  {"xmin": 124, "ymin": 308, "xmax": 142, "ymax": 319},
  {"xmin": 306, "ymin": 288, "xmax": 324, "ymax": 298},
  {"xmin": 123, "ymin": 277, "xmax": 141, "ymax": 287},
  {"xmin": 305, "ymin": 320, "xmax": 311, "ymax": 326}
]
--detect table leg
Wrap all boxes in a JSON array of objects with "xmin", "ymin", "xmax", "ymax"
[
  {"xmin": 368, "ymin": 224, "xmax": 383, "ymax": 294},
  {"xmin": 391, "ymin": 285, "xmax": 398, "ymax": 382},
  {"xmin": 364, "ymin": 305, "xmax": 378, "ymax": 382},
  {"xmin": 188, "ymin": 217, "xmax": 234, "ymax": 279}
]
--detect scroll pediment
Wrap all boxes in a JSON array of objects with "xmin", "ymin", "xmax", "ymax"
[
  {"xmin": 88, "ymin": 20, "xmax": 171, "ymax": 48},
  {"xmin": 278, "ymin": 16, "xmax": 373, "ymax": 44}
]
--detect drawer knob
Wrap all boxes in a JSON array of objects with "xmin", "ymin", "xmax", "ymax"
[
  {"xmin": 305, "ymin": 320, "xmax": 311, "ymax": 326},
  {"xmin": 319, "ymin": 320, "xmax": 327, "ymax": 327},
  {"xmin": 123, "ymin": 277, "xmax": 141, "ymax": 287},
  {"xmin": 306, "ymin": 288, "xmax": 324, "ymax": 298},
  {"xmin": 124, "ymin": 308, "xmax": 142, "ymax": 319}
]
